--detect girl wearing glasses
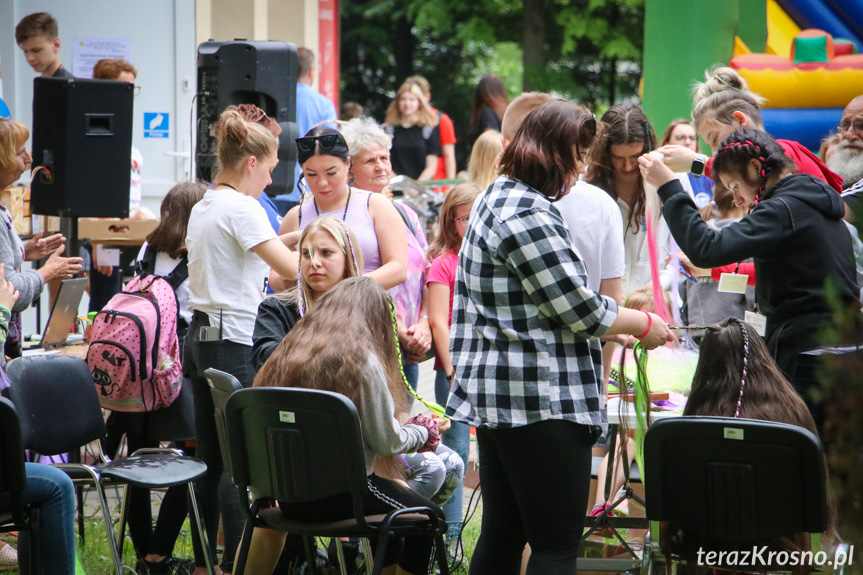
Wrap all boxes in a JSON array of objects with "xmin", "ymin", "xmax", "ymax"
[
  {"xmin": 184, "ymin": 109, "xmax": 301, "ymax": 575},
  {"xmin": 448, "ymin": 99, "xmax": 674, "ymax": 574},
  {"xmin": 274, "ymin": 127, "xmax": 406, "ymax": 293},
  {"xmin": 586, "ymin": 103, "xmax": 672, "ymax": 296}
]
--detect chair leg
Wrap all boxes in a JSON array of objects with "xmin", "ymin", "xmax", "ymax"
[
  {"xmin": 371, "ymin": 532, "xmax": 391, "ymax": 575},
  {"xmin": 361, "ymin": 538, "xmax": 375, "ymax": 574},
  {"xmin": 233, "ymin": 520, "xmax": 253, "ymax": 575},
  {"xmin": 303, "ymin": 535, "xmax": 318, "ymax": 575},
  {"xmin": 116, "ymin": 483, "xmax": 131, "ymax": 562},
  {"xmin": 333, "ymin": 538, "xmax": 348, "ymax": 575},
  {"xmin": 187, "ymin": 482, "xmax": 216, "ymax": 575},
  {"xmin": 92, "ymin": 481, "xmax": 125, "ymax": 575},
  {"xmin": 433, "ymin": 531, "xmax": 450, "ymax": 575}
]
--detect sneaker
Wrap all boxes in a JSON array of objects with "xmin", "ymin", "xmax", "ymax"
[
  {"xmin": 139, "ymin": 557, "xmax": 196, "ymax": 575},
  {"xmin": 0, "ymin": 544, "xmax": 17, "ymax": 572}
]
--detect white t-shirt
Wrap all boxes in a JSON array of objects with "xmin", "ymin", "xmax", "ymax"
[
  {"xmin": 554, "ymin": 181, "xmax": 625, "ymax": 293},
  {"xmin": 617, "ymin": 197, "xmax": 672, "ymax": 296},
  {"xmin": 186, "ymin": 188, "xmax": 277, "ymax": 345},
  {"xmin": 135, "ymin": 241, "xmax": 192, "ymax": 326}
]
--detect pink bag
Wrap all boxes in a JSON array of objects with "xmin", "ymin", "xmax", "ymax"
[{"xmin": 87, "ymin": 273, "xmax": 183, "ymax": 412}]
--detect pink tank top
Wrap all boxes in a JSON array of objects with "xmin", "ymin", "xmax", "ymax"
[{"xmin": 298, "ymin": 187, "xmax": 382, "ymax": 273}]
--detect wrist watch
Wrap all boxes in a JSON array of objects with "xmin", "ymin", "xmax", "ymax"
[{"xmin": 691, "ymin": 154, "xmax": 708, "ymax": 178}]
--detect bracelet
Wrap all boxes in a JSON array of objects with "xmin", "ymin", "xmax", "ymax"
[
  {"xmin": 420, "ymin": 315, "xmax": 429, "ymax": 320},
  {"xmin": 635, "ymin": 310, "xmax": 653, "ymax": 339}
]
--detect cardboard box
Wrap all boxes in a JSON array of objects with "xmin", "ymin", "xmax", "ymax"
[
  {"xmin": 77, "ymin": 218, "xmax": 159, "ymax": 245},
  {"xmin": 1, "ymin": 185, "xmax": 31, "ymax": 236}
]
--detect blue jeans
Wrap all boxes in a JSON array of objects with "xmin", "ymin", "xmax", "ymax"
[
  {"xmin": 434, "ymin": 368, "xmax": 470, "ymax": 539},
  {"xmin": 0, "ymin": 463, "xmax": 77, "ymax": 574},
  {"xmin": 403, "ymin": 361, "xmax": 419, "ymax": 391}
]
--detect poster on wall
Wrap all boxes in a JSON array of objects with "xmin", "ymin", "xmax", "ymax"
[
  {"xmin": 72, "ymin": 37, "xmax": 132, "ymax": 78},
  {"xmin": 318, "ymin": 0, "xmax": 339, "ymax": 110}
]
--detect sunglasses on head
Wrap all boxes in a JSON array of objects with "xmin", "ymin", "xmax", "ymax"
[{"xmin": 296, "ymin": 133, "xmax": 346, "ymax": 154}]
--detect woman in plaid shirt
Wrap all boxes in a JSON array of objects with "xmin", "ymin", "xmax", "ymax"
[{"xmin": 447, "ymin": 100, "xmax": 673, "ymax": 574}]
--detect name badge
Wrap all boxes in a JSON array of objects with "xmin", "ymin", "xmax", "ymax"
[
  {"xmin": 717, "ymin": 273, "xmax": 748, "ymax": 294},
  {"xmin": 744, "ymin": 311, "xmax": 767, "ymax": 337}
]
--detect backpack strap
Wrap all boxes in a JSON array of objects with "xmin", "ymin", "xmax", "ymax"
[
  {"xmin": 392, "ymin": 202, "xmax": 417, "ymax": 237},
  {"xmin": 139, "ymin": 245, "xmax": 189, "ymax": 291}
]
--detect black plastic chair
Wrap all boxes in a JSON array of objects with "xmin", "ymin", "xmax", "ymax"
[
  {"xmin": 204, "ymin": 368, "xmax": 243, "ymax": 479},
  {"xmin": 642, "ymin": 416, "xmax": 841, "ymax": 575},
  {"xmin": 6, "ymin": 355, "xmax": 215, "ymax": 575},
  {"xmin": 225, "ymin": 387, "xmax": 449, "ymax": 575},
  {"xmin": 0, "ymin": 396, "xmax": 40, "ymax": 573}
]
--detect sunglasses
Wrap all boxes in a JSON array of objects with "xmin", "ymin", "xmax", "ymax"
[{"xmin": 296, "ymin": 133, "xmax": 347, "ymax": 154}]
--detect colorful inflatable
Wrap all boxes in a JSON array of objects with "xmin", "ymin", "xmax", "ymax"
[{"xmin": 731, "ymin": 29, "xmax": 863, "ymax": 149}]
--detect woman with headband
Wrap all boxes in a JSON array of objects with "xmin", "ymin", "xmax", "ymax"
[
  {"xmin": 271, "ymin": 127, "xmax": 406, "ymax": 292},
  {"xmin": 640, "ymin": 128, "xmax": 861, "ymax": 429}
]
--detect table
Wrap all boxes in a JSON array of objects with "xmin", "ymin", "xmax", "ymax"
[{"xmin": 579, "ymin": 398, "xmax": 683, "ymax": 572}]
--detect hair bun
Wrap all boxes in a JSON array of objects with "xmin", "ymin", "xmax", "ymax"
[{"xmin": 215, "ymin": 110, "xmax": 249, "ymax": 144}]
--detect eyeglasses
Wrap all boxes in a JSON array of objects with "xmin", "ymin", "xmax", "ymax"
[
  {"xmin": 133, "ymin": 85, "xmax": 141, "ymax": 97},
  {"xmin": 454, "ymin": 215, "xmax": 470, "ymax": 226},
  {"xmin": 836, "ymin": 121, "xmax": 863, "ymax": 133},
  {"xmin": 296, "ymin": 133, "xmax": 347, "ymax": 154}
]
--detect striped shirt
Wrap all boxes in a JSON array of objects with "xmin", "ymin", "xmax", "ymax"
[{"xmin": 446, "ymin": 176, "xmax": 618, "ymax": 436}]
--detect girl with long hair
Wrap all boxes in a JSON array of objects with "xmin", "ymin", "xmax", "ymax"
[
  {"xmin": 254, "ymin": 277, "xmax": 448, "ymax": 575},
  {"xmin": 427, "ymin": 182, "xmax": 483, "ymax": 547},
  {"xmin": 664, "ymin": 318, "xmax": 835, "ymax": 573},
  {"xmin": 640, "ymin": 128, "xmax": 861, "ymax": 429},
  {"xmin": 251, "ymin": 216, "xmax": 363, "ymax": 371},
  {"xmin": 104, "ymin": 182, "xmax": 206, "ymax": 573},
  {"xmin": 467, "ymin": 75, "xmax": 509, "ymax": 149},
  {"xmin": 450, "ymin": 99, "xmax": 674, "ymax": 574},
  {"xmin": 383, "ymin": 82, "xmax": 442, "ymax": 181},
  {"xmin": 586, "ymin": 103, "xmax": 671, "ymax": 295},
  {"xmin": 184, "ymin": 109, "xmax": 301, "ymax": 574},
  {"xmin": 465, "ymin": 130, "xmax": 502, "ymax": 190}
]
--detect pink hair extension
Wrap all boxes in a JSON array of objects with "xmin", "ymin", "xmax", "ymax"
[{"xmin": 645, "ymin": 207, "xmax": 673, "ymax": 324}]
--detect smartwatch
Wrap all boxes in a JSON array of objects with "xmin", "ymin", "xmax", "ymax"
[{"xmin": 691, "ymin": 154, "xmax": 708, "ymax": 178}]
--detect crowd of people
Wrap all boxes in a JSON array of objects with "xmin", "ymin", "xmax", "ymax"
[{"xmin": 1, "ymin": 9, "xmax": 862, "ymax": 575}]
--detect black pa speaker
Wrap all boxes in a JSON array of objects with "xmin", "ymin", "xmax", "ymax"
[
  {"xmin": 31, "ymin": 77, "xmax": 133, "ymax": 217},
  {"xmin": 196, "ymin": 40, "xmax": 298, "ymax": 197}
]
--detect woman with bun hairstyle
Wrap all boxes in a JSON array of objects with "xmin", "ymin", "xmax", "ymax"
[
  {"xmin": 640, "ymin": 128, "xmax": 861, "ymax": 429},
  {"xmin": 184, "ymin": 109, "xmax": 301, "ymax": 574},
  {"xmin": 658, "ymin": 66, "xmax": 842, "ymax": 192}
]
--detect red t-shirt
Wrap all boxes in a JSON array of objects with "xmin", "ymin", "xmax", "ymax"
[{"xmin": 429, "ymin": 105, "xmax": 456, "ymax": 180}]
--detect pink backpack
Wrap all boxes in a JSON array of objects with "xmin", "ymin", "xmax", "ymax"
[{"xmin": 87, "ymin": 252, "xmax": 187, "ymax": 412}]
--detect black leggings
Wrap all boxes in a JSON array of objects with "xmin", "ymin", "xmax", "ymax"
[
  {"xmin": 280, "ymin": 474, "xmax": 445, "ymax": 575},
  {"xmin": 184, "ymin": 312, "xmax": 255, "ymax": 572},
  {"xmin": 470, "ymin": 420, "xmax": 594, "ymax": 575}
]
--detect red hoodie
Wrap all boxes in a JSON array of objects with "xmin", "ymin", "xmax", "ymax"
[{"xmin": 705, "ymin": 139, "xmax": 843, "ymax": 192}]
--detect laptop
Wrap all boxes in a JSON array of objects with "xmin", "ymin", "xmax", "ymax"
[{"xmin": 22, "ymin": 278, "xmax": 88, "ymax": 351}]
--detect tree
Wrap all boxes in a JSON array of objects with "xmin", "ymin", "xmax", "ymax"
[{"xmin": 339, "ymin": 0, "xmax": 645, "ymax": 168}]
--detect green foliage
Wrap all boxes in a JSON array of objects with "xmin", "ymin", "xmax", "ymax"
[{"xmin": 340, "ymin": 0, "xmax": 645, "ymax": 169}]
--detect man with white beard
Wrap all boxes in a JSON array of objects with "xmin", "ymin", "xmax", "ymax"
[{"xmin": 828, "ymin": 95, "xmax": 863, "ymax": 220}]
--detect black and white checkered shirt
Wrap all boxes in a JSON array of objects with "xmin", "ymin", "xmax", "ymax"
[{"xmin": 446, "ymin": 176, "xmax": 618, "ymax": 434}]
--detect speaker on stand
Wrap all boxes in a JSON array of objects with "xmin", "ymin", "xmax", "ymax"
[{"xmin": 195, "ymin": 40, "xmax": 298, "ymax": 197}]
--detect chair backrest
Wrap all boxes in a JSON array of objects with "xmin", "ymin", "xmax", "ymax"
[
  {"xmin": 0, "ymin": 397, "xmax": 26, "ymax": 496},
  {"xmin": 6, "ymin": 356, "xmax": 107, "ymax": 456},
  {"xmin": 204, "ymin": 368, "xmax": 243, "ymax": 478},
  {"xmin": 225, "ymin": 387, "xmax": 368, "ymax": 504},
  {"xmin": 644, "ymin": 416, "xmax": 827, "ymax": 541}
]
